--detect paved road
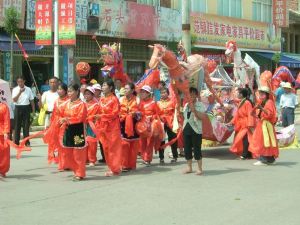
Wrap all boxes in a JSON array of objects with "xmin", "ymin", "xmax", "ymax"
[{"xmin": 0, "ymin": 138, "xmax": 300, "ymax": 225}]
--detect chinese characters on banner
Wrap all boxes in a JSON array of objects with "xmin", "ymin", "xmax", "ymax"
[
  {"xmin": 76, "ymin": 0, "xmax": 88, "ymax": 33},
  {"xmin": 35, "ymin": 0, "xmax": 53, "ymax": 46},
  {"xmin": 26, "ymin": 0, "xmax": 36, "ymax": 30},
  {"xmin": 58, "ymin": 0, "xmax": 76, "ymax": 45},
  {"xmin": 191, "ymin": 13, "xmax": 281, "ymax": 52},
  {"xmin": 273, "ymin": 0, "xmax": 289, "ymax": 27},
  {"xmin": 0, "ymin": 0, "xmax": 26, "ymax": 28}
]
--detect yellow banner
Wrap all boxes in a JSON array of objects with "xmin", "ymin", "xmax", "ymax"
[{"xmin": 191, "ymin": 13, "xmax": 281, "ymax": 52}]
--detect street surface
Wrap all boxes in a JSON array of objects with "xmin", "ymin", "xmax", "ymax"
[{"xmin": 1, "ymin": 136, "xmax": 300, "ymax": 225}]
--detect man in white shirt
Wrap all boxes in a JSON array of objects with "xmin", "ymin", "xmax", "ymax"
[
  {"xmin": 280, "ymin": 82, "xmax": 298, "ymax": 127},
  {"xmin": 39, "ymin": 77, "xmax": 59, "ymax": 128},
  {"xmin": 12, "ymin": 76, "xmax": 35, "ymax": 145}
]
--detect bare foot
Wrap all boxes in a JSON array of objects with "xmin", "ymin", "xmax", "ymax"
[
  {"xmin": 182, "ymin": 168, "xmax": 193, "ymax": 174},
  {"xmin": 195, "ymin": 170, "xmax": 203, "ymax": 176}
]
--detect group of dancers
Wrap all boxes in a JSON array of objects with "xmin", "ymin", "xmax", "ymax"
[{"xmin": 0, "ymin": 76, "xmax": 279, "ymax": 180}]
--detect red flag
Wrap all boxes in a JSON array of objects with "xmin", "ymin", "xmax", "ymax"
[{"xmin": 14, "ymin": 33, "xmax": 29, "ymax": 59}]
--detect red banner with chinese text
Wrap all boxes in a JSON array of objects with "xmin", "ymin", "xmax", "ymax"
[
  {"xmin": 58, "ymin": 0, "xmax": 76, "ymax": 45},
  {"xmin": 273, "ymin": 0, "xmax": 289, "ymax": 27},
  {"xmin": 35, "ymin": 0, "xmax": 53, "ymax": 46}
]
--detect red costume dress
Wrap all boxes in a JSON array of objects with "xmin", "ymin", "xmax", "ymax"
[
  {"xmin": 249, "ymin": 99, "xmax": 279, "ymax": 158},
  {"xmin": 97, "ymin": 94, "xmax": 122, "ymax": 174},
  {"xmin": 139, "ymin": 98, "xmax": 159, "ymax": 163},
  {"xmin": 59, "ymin": 99, "xmax": 87, "ymax": 178},
  {"xmin": 44, "ymin": 96, "xmax": 69, "ymax": 168},
  {"xmin": 230, "ymin": 99, "xmax": 254, "ymax": 156},
  {"xmin": 119, "ymin": 95, "xmax": 141, "ymax": 170},
  {"xmin": 157, "ymin": 97, "xmax": 178, "ymax": 160},
  {"xmin": 0, "ymin": 103, "xmax": 10, "ymax": 177},
  {"xmin": 85, "ymin": 99, "xmax": 100, "ymax": 164}
]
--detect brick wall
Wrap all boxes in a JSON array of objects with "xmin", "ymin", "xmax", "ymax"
[{"xmin": 288, "ymin": 0, "xmax": 299, "ymax": 11}]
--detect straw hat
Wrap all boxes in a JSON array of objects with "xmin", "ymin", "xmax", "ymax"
[
  {"xmin": 258, "ymin": 86, "xmax": 270, "ymax": 93},
  {"xmin": 141, "ymin": 85, "xmax": 152, "ymax": 94},
  {"xmin": 282, "ymin": 82, "xmax": 292, "ymax": 89},
  {"xmin": 84, "ymin": 86, "xmax": 95, "ymax": 94},
  {"xmin": 93, "ymin": 84, "xmax": 102, "ymax": 90}
]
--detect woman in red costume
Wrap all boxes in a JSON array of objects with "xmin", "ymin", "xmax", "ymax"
[
  {"xmin": 119, "ymin": 83, "xmax": 141, "ymax": 171},
  {"xmin": 84, "ymin": 86, "xmax": 100, "ymax": 167},
  {"xmin": 229, "ymin": 88, "xmax": 254, "ymax": 159},
  {"xmin": 59, "ymin": 84, "xmax": 87, "ymax": 181},
  {"xmin": 0, "ymin": 101, "xmax": 10, "ymax": 177},
  {"xmin": 139, "ymin": 85, "xmax": 159, "ymax": 166},
  {"xmin": 97, "ymin": 79, "xmax": 122, "ymax": 176},
  {"xmin": 44, "ymin": 83, "xmax": 70, "ymax": 171},
  {"xmin": 249, "ymin": 86, "xmax": 279, "ymax": 165},
  {"xmin": 157, "ymin": 87, "xmax": 179, "ymax": 164}
]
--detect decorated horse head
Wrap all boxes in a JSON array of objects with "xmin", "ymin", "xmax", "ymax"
[
  {"xmin": 99, "ymin": 43, "xmax": 121, "ymax": 66},
  {"xmin": 225, "ymin": 40, "xmax": 238, "ymax": 63}
]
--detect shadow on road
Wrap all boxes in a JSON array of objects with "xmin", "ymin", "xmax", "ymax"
[
  {"xmin": 6, "ymin": 174, "xmax": 44, "ymax": 181},
  {"xmin": 203, "ymin": 149, "xmax": 237, "ymax": 160},
  {"xmin": 273, "ymin": 161, "xmax": 298, "ymax": 167},
  {"xmin": 204, "ymin": 168, "xmax": 250, "ymax": 176}
]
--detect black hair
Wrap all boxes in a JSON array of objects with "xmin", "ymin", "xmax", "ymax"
[
  {"xmin": 189, "ymin": 87, "xmax": 198, "ymax": 95},
  {"xmin": 159, "ymin": 81, "xmax": 166, "ymax": 87},
  {"xmin": 239, "ymin": 87, "xmax": 253, "ymax": 106},
  {"xmin": 16, "ymin": 76, "xmax": 25, "ymax": 81},
  {"xmin": 68, "ymin": 83, "xmax": 80, "ymax": 98},
  {"xmin": 160, "ymin": 87, "xmax": 169, "ymax": 95},
  {"xmin": 58, "ymin": 83, "xmax": 68, "ymax": 93},
  {"xmin": 126, "ymin": 82, "xmax": 137, "ymax": 96},
  {"xmin": 49, "ymin": 77, "xmax": 59, "ymax": 82},
  {"xmin": 103, "ymin": 79, "xmax": 115, "ymax": 93}
]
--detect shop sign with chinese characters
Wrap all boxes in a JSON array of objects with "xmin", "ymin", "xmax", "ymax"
[
  {"xmin": 58, "ymin": 0, "xmax": 76, "ymax": 45},
  {"xmin": 191, "ymin": 13, "xmax": 281, "ymax": 51},
  {"xmin": 273, "ymin": 0, "xmax": 289, "ymax": 27},
  {"xmin": 35, "ymin": 0, "xmax": 53, "ymax": 46}
]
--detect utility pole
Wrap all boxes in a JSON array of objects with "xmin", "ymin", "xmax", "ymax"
[
  {"xmin": 182, "ymin": 0, "xmax": 191, "ymax": 56},
  {"xmin": 54, "ymin": 0, "xmax": 59, "ymax": 78}
]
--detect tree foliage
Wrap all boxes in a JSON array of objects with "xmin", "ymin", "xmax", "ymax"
[
  {"xmin": 4, "ymin": 7, "xmax": 20, "ymax": 35},
  {"xmin": 272, "ymin": 52, "xmax": 281, "ymax": 66}
]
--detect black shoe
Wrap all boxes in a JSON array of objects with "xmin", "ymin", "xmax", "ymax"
[
  {"xmin": 25, "ymin": 142, "xmax": 30, "ymax": 147},
  {"xmin": 98, "ymin": 159, "xmax": 106, "ymax": 163}
]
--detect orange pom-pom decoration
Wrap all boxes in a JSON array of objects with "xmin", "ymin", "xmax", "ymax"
[
  {"xmin": 207, "ymin": 60, "xmax": 217, "ymax": 74},
  {"xmin": 76, "ymin": 62, "xmax": 90, "ymax": 77}
]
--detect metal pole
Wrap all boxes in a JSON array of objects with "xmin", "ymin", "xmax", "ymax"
[
  {"xmin": 9, "ymin": 34, "xmax": 14, "ymax": 86},
  {"xmin": 182, "ymin": 0, "xmax": 191, "ymax": 56},
  {"xmin": 54, "ymin": 0, "xmax": 59, "ymax": 78}
]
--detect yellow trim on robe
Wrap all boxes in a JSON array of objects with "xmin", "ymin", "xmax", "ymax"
[{"xmin": 262, "ymin": 120, "xmax": 277, "ymax": 148}]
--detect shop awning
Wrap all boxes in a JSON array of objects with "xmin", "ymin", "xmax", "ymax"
[
  {"xmin": 257, "ymin": 52, "xmax": 300, "ymax": 68},
  {"xmin": 0, "ymin": 34, "xmax": 44, "ymax": 52}
]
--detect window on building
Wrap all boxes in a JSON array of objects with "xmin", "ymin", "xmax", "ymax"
[
  {"xmin": 217, "ymin": 0, "xmax": 242, "ymax": 18},
  {"xmin": 137, "ymin": 0, "xmax": 160, "ymax": 6},
  {"xmin": 127, "ymin": 61, "xmax": 145, "ymax": 81},
  {"xmin": 191, "ymin": 0, "xmax": 207, "ymax": 13},
  {"xmin": 252, "ymin": 0, "xmax": 272, "ymax": 23}
]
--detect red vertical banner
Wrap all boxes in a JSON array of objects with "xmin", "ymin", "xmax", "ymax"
[
  {"xmin": 273, "ymin": 0, "xmax": 289, "ymax": 27},
  {"xmin": 35, "ymin": 0, "xmax": 53, "ymax": 45},
  {"xmin": 58, "ymin": 0, "xmax": 76, "ymax": 45}
]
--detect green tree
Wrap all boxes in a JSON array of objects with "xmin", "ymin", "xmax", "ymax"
[
  {"xmin": 4, "ymin": 7, "xmax": 20, "ymax": 85},
  {"xmin": 272, "ymin": 52, "xmax": 281, "ymax": 69}
]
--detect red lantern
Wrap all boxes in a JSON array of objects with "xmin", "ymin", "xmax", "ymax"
[{"xmin": 76, "ymin": 62, "xmax": 90, "ymax": 77}]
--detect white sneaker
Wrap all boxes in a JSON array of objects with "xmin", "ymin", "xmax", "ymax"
[{"xmin": 253, "ymin": 161, "xmax": 267, "ymax": 166}]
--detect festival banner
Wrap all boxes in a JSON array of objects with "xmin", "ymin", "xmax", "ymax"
[
  {"xmin": 191, "ymin": 13, "xmax": 281, "ymax": 52},
  {"xmin": 58, "ymin": 0, "xmax": 76, "ymax": 45},
  {"xmin": 273, "ymin": 0, "xmax": 289, "ymax": 27},
  {"xmin": 0, "ymin": 0, "xmax": 26, "ymax": 28},
  {"xmin": 35, "ymin": 0, "xmax": 53, "ymax": 46}
]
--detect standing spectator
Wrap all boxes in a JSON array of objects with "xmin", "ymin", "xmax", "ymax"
[
  {"xmin": 114, "ymin": 79, "xmax": 122, "ymax": 99},
  {"xmin": 12, "ymin": 76, "xmax": 35, "ymax": 146},
  {"xmin": 39, "ymin": 77, "xmax": 59, "ymax": 128},
  {"xmin": 182, "ymin": 87, "xmax": 206, "ymax": 175},
  {"xmin": 154, "ymin": 81, "xmax": 166, "ymax": 102},
  {"xmin": 79, "ymin": 83, "xmax": 87, "ymax": 102},
  {"xmin": 31, "ymin": 83, "xmax": 39, "ymax": 112},
  {"xmin": 280, "ymin": 82, "xmax": 298, "ymax": 127},
  {"xmin": 274, "ymin": 82, "xmax": 285, "ymax": 123},
  {"xmin": 40, "ymin": 79, "xmax": 50, "ymax": 93}
]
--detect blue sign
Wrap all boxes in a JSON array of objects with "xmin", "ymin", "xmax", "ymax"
[
  {"xmin": 3, "ymin": 52, "xmax": 11, "ymax": 81},
  {"xmin": 63, "ymin": 47, "xmax": 68, "ymax": 84}
]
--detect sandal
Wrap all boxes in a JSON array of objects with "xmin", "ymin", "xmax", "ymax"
[
  {"xmin": 72, "ymin": 176, "xmax": 83, "ymax": 181},
  {"xmin": 104, "ymin": 171, "xmax": 116, "ymax": 177}
]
